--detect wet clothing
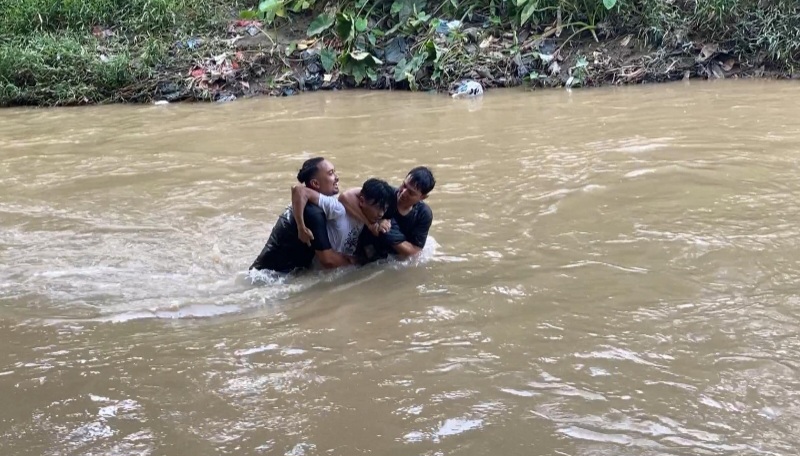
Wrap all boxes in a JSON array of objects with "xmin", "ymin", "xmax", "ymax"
[
  {"xmin": 317, "ymin": 194, "xmax": 363, "ymax": 256},
  {"xmin": 249, "ymin": 204, "xmax": 332, "ymax": 273},
  {"xmin": 355, "ymin": 186, "xmax": 433, "ymax": 264}
]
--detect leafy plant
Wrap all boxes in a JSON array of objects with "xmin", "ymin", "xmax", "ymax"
[{"xmin": 240, "ymin": 0, "xmax": 319, "ymax": 25}]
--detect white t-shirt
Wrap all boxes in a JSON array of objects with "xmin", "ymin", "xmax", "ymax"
[{"xmin": 317, "ymin": 195, "xmax": 364, "ymax": 256}]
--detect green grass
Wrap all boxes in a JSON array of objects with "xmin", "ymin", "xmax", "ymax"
[
  {"xmin": 0, "ymin": 33, "xmax": 169, "ymax": 106},
  {"xmin": 0, "ymin": 0, "xmax": 231, "ymax": 35},
  {"xmin": 0, "ymin": 0, "xmax": 235, "ymax": 106},
  {"xmin": 616, "ymin": 0, "xmax": 800, "ymax": 67}
]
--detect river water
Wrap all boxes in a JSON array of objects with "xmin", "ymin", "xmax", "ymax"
[{"xmin": 1, "ymin": 80, "xmax": 799, "ymax": 455}]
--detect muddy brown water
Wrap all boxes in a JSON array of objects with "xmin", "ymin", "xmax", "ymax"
[{"xmin": 2, "ymin": 80, "xmax": 800, "ymax": 455}]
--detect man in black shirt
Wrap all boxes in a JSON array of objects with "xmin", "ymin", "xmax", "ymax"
[
  {"xmin": 249, "ymin": 157, "xmax": 355, "ymax": 274},
  {"xmin": 343, "ymin": 166, "xmax": 436, "ymax": 264}
]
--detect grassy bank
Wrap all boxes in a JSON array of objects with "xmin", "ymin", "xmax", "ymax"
[
  {"xmin": 0, "ymin": 0, "xmax": 236, "ymax": 106},
  {"xmin": 2, "ymin": 0, "xmax": 799, "ymax": 107}
]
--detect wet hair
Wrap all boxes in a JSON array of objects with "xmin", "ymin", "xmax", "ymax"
[
  {"xmin": 360, "ymin": 178, "xmax": 395, "ymax": 210},
  {"xmin": 297, "ymin": 157, "xmax": 325, "ymax": 185},
  {"xmin": 406, "ymin": 166, "xmax": 436, "ymax": 195}
]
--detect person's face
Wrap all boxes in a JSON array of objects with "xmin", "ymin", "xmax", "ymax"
[
  {"xmin": 359, "ymin": 197, "xmax": 386, "ymax": 224},
  {"xmin": 310, "ymin": 160, "xmax": 339, "ymax": 196},
  {"xmin": 397, "ymin": 176, "xmax": 425, "ymax": 207}
]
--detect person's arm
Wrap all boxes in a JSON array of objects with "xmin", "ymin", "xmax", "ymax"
[
  {"xmin": 292, "ymin": 185, "xmax": 345, "ymax": 245},
  {"xmin": 392, "ymin": 241, "xmax": 423, "ymax": 258},
  {"xmin": 316, "ymin": 249, "xmax": 355, "ymax": 268},
  {"xmin": 303, "ymin": 205, "xmax": 355, "ymax": 269},
  {"xmin": 390, "ymin": 206, "xmax": 432, "ymax": 259},
  {"xmin": 338, "ymin": 188, "xmax": 367, "ymax": 223}
]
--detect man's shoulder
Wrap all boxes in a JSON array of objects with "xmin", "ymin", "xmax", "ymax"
[{"xmin": 413, "ymin": 201, "xmax": 433, "ymax": 220}]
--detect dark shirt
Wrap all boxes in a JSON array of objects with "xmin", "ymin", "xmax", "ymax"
[
  {"xmin": 250, "ymin": 204, "xmax": 332, "ymax": 273},
  {"xmin": 355, "ymin": 186, "xmax": 433, "ymax": 264}
]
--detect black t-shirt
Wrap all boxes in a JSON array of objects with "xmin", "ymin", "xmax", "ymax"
[
  {"xmin": 250, "ymin": 204, "xmax": 332, "ymax": 273},
  {"xmin": 355, "ymin": 186, "xmax": 433, "ymax": 264}
]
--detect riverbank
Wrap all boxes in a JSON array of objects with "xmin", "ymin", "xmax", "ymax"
[{"xmin": 2, "ymin": 0, "xmax": 799, "ymax": 107}]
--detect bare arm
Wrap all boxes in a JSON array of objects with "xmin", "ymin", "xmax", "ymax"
[
  {"xmin": 388, "ymin": 206, "xmax": 431, "ymax": 259},
  {"xmin": 338, "ymin": 188, "xmax": 367, "ymax": 224},
  {"xmin": 315, "ymin": 249, "xmax": 356, "ymax": 268},
  {"xmin": 391, "ymin": 241, "xmax": 423, "ymax": 259},
  {"xmin": 291, "ymin": 185, "xmax": 322, "ymax": 245}
]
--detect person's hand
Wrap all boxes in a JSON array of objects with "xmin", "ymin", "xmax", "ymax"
[
  {"xmin": 298, "ymin": 226, "xmax": 314, "ymax": 246},
  {"xmin": 367, "ymin": 222, "xmax": 381, "ymax": 236},
  {"xmin": 367, "ymin": 220, "xmax": 391, "ymax": 236}
]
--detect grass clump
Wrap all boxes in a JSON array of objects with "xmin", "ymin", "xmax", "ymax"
[
  {"xmin": 615, "ymin": 0, "xmax": 800, "ymax": 67},
  {"xmin": 0, "ymin": 0, "xmax": 234, "ymax": 106}
]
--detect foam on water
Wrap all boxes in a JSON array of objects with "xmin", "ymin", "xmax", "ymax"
[{"xmin": 29, "ymin": 236, "xmax": 439, "ymax": 324}]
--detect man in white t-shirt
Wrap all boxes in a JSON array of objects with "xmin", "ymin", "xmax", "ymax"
[{"xmin": 291, "ymin": 178, "xmax": 395, "ymax": 261}]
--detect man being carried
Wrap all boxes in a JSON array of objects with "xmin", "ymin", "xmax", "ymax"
[
  {"xmin": 343, "ymin": 166, "xmax": 436, "ymax": 264},
  {"xmin": 249, "ymin": 157, "xmax": 355, "ymax": 274},
  {"xmin": 290, "ymin": 177, "xmax": 395, "ymax": 259}
]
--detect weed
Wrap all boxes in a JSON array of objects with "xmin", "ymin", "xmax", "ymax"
[{"xmin": 0, "ymin": 0, "xmax": 234, "ymax": 106}]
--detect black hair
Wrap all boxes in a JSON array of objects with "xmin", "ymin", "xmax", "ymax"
[
  {"xmin": 360, "ymin": 178, "xmax": 395, "ymax": 210},
  {"xmin": 297, "ymin": 157, "xmax": 325, "ymax": 185},
  {"xmin": 407, "ymin": 166, "xmax": 435, "ymax": 195}
]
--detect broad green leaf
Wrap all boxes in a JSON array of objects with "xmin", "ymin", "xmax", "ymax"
[
  {"xmin": 409, "ymin": 52, "xmax": 426, "ymax": 72},
  {"xmin": 390, "ymin": 0, "xmax": 404, "ymax": 17},
  {"xmin": 367, "ymin": 32, "xmax": 377, "ymax": 46},
  {"xmin": 520, "ymin": 0, "xmax": 537, "ymax": 25},
  {"xmin": 352, "ymin": 62, "xmax": 367, "ymax": 83},
  {"xmin": 423, "ymin": 39, "xmax": 438, "ymax": 62},
  {"xmin": 320, "ymin": 48, "xmax": 337, "ymax": 72},
  {"xmin": 350, "ymin": 50, "xmax": 372, "ymax": 61},
  {"xmin": 307, "ymin": 13, "xmax": 334, "ymax": 36},
  {"xmin": 391, "ymin": 0, "xmax": 426, "ymax": 22},
  {"xmin": 350, "ymin": 51, "xmax": 382, "ymax": 65},
  {"xmin": 239, "ymin": 9, "xmax": 259, "ymax": 19},
  {"xmin": 259, "ymin": 0, "xmax": 281, "ymax": 13},
  {"xmin": 335, "ymin": 13, "xmax": 354, "ymax": 41},
  {"xmin": 393, "ymin": 57, "xmax": 409, "ymax": 81},
  {"xmin": 355, "ymin": 17, "xmax": 368, "ymax": 32},
  {"xmin": 602, "ymin": 0, "xmax": 617, "ymax": 9}
]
